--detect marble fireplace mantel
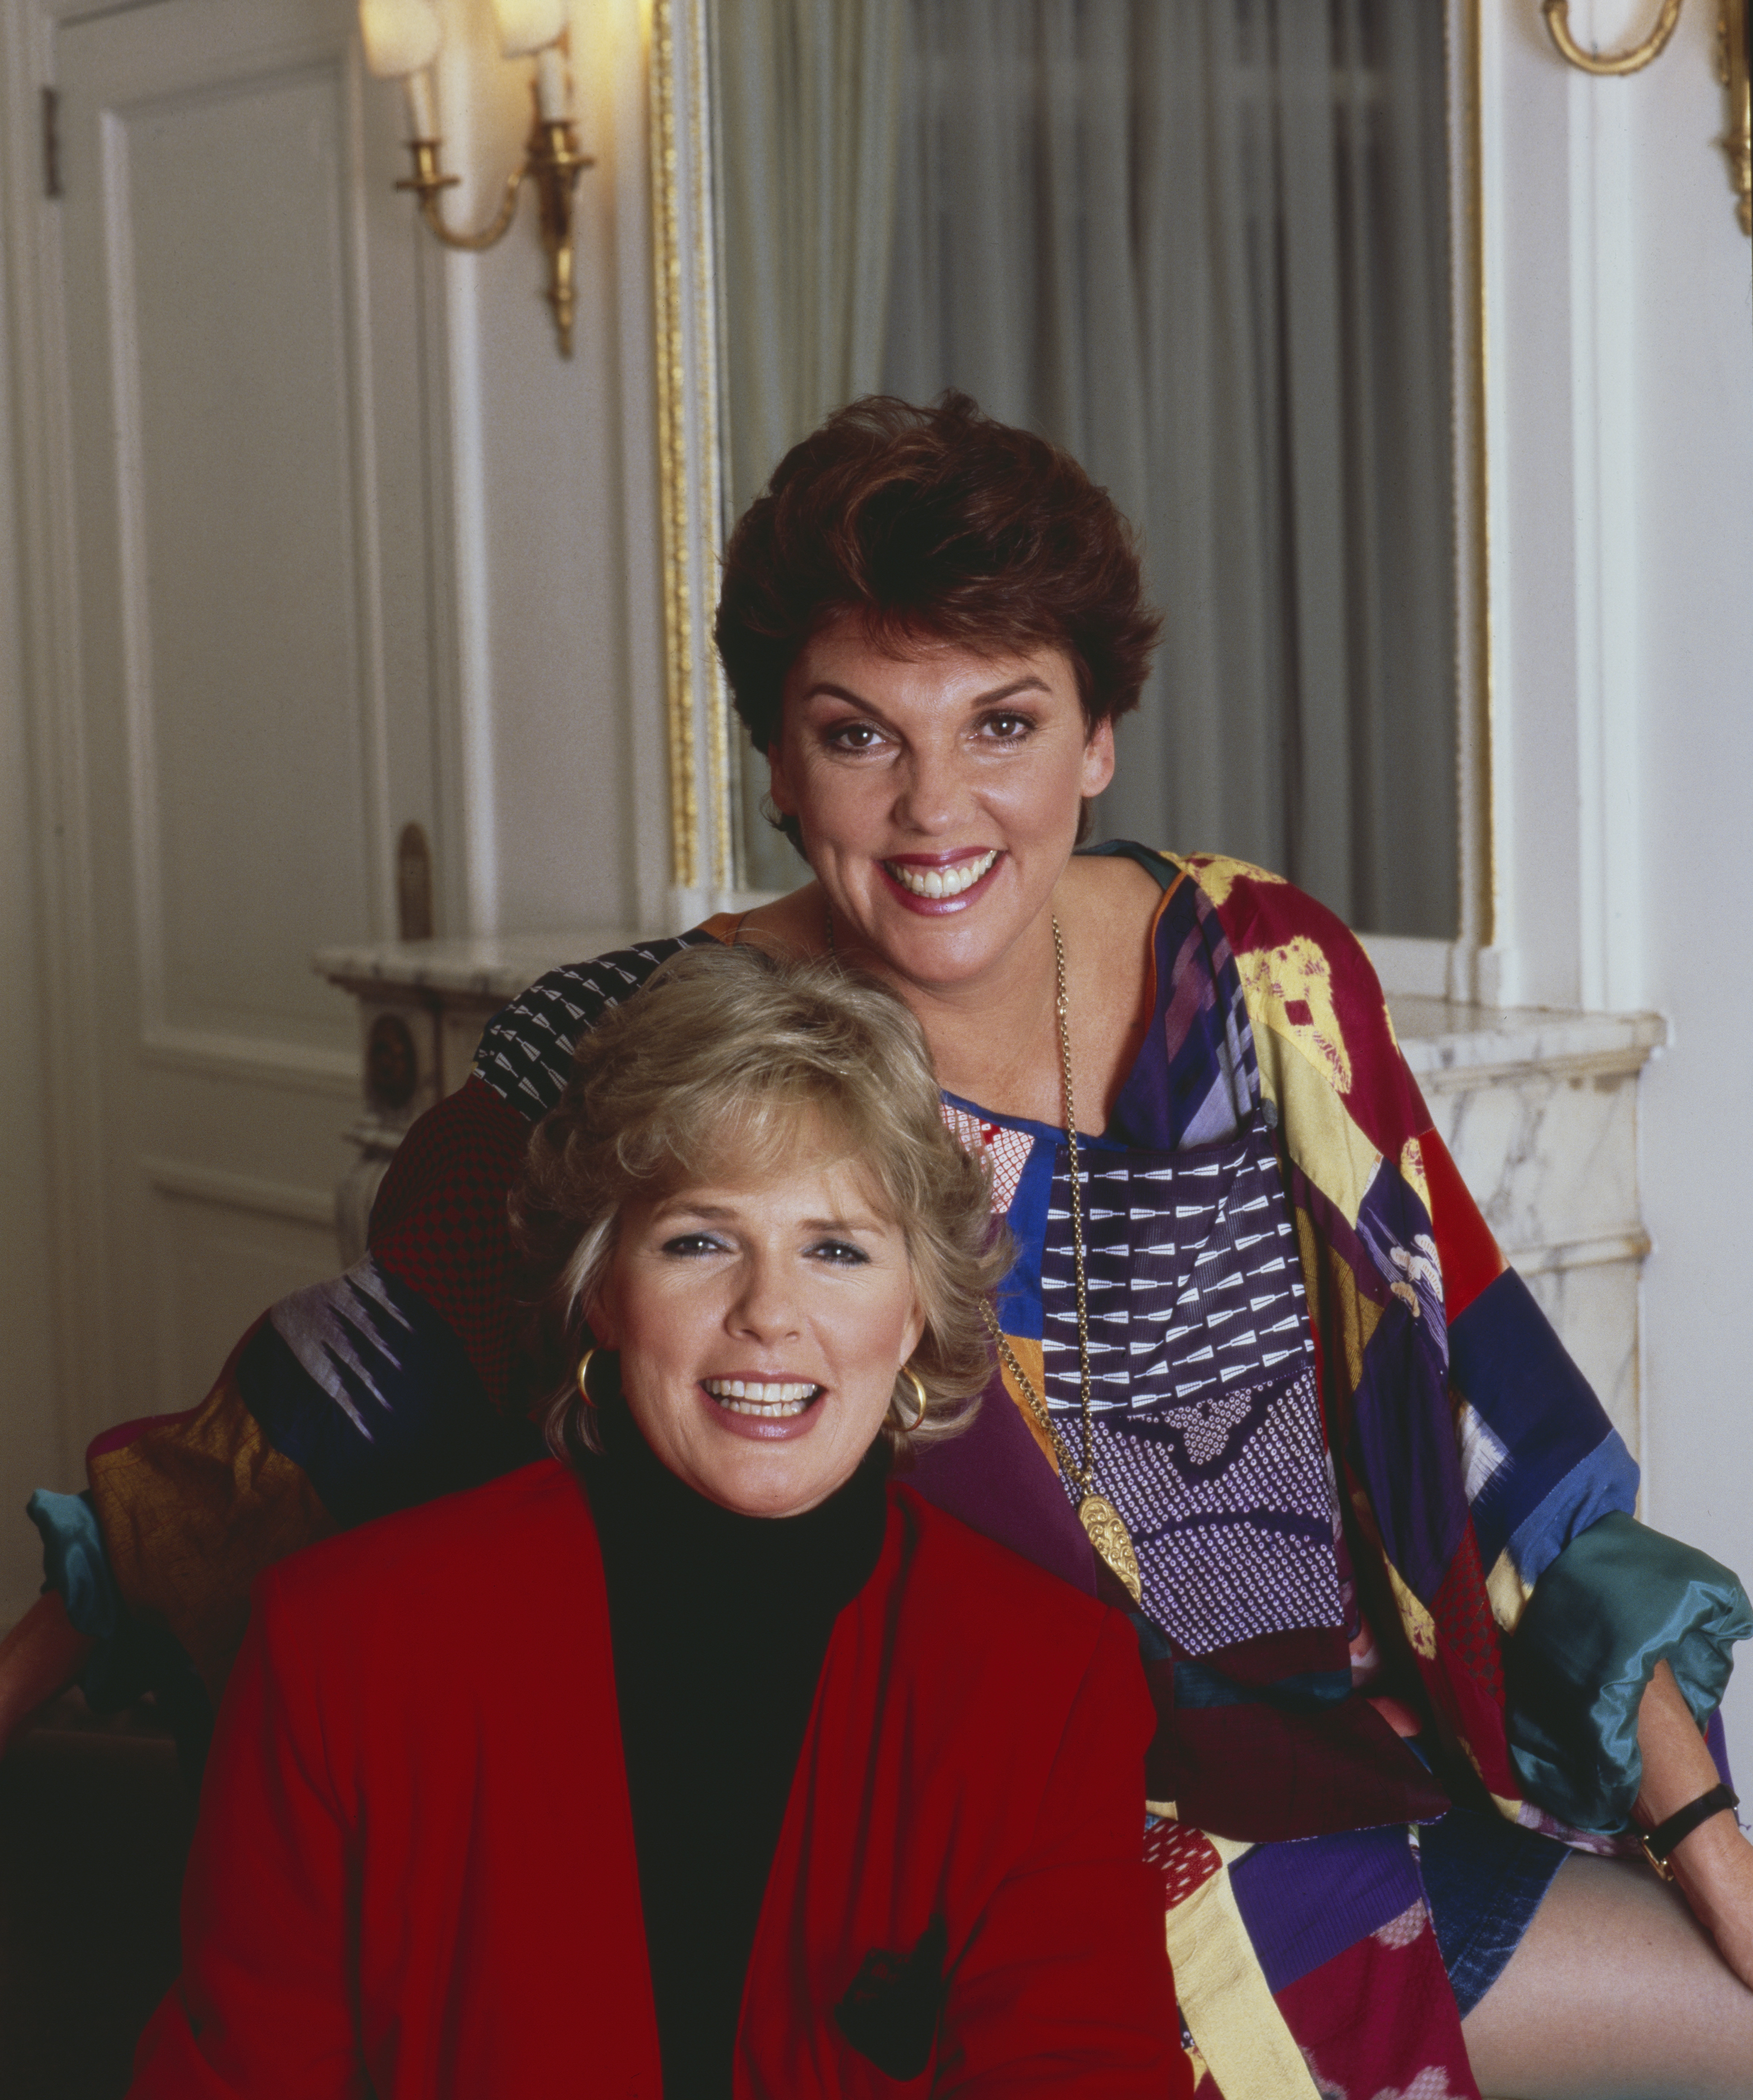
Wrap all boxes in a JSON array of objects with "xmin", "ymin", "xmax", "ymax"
[
  {"xmin": 1394, "ymin": 999, "xmax": 1667, "ymax": 1452},
  {"xmin": 314, "ymin": 936, "xmax": 1667, "ymax": 1456}
]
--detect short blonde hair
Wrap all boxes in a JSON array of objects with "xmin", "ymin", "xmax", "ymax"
[{"xmin": 511, "ymin": 943, "xmax": 1011, "ymax": 1461}]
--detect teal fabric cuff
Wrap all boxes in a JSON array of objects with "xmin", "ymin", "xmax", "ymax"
[
  {"xmin": 25, "ymin": 1488, "xmax": 213, "ymax": 1771},
  {"xmin": 25, "ymin": 1488, "xmax": 119, "ymax": 1642},
  {"xmin": 26, "ymin": 1487, "xmax": 157, "ymax": 1714},
  {"xmin": 1505, "ymin": 1510, "xmax": 1753, "ymax": 1833}
]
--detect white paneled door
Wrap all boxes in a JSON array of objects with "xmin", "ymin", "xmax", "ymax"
[{"xmin": 37, "ymin": 0, "xmax": 453, "ymax": 1443}]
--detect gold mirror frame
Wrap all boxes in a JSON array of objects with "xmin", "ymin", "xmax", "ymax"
[
  {"xmin": 648, "ymin": 0, "xmax": 739, "ymax": 921},
  {"xmin": 648, "ymin": 0, "xmax": 1495, "ymax": 982}
]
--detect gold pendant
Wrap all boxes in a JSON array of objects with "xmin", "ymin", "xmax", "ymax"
[{"xmin": 1077, "ymin": 1493, "xmax": 1142, "ymax": 1605}]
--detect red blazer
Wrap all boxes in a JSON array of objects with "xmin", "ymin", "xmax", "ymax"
[{"xmin": 131, "ymin": 1460, "xmax": 1186, "ymax": 2097}]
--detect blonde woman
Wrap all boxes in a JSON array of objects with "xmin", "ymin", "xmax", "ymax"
[{"xmin": 129, "ymin": 947, "xmax": 1185, "ymax": 2100}]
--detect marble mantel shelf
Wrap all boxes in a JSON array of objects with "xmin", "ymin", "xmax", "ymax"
[
  {"xmin": 314, "ymin": 936, "xmax": 1670, "ymax": 1057},
  {"xmin": 1389, "ymin": 998, "xmax": 1669, "ymax": 1085},
  {"xmin": 313, "ymin": 936, "xmax": 1664, "ymax": 1455},
  {"xmin": 312, "ymin": 929, "xmax": 636, "ymax": 1006}
]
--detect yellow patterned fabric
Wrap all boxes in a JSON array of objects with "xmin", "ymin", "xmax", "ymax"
[{"xmin": 90, "ymin": 1327, "xmax": 334, "ymax": 1698}]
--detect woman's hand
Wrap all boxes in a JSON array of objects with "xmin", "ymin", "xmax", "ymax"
[{"xmin": 1635, "ymin": 1658, "xmax": 1753, "ymax": 1989}]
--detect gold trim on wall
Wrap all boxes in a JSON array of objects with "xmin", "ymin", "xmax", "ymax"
[
  {"xmin": 686, "ymin": 5, "xmax": 734, "ymax": 895},
  {"xmin": 647, "ymin": 0, "xmax": 737, "ymax": 905},
  {"xmin": 1540, "ymin": 0, "xmax": 1685, "ymax": 75},
  {"xmin": 1717, "ymin": 0, "xmax": 1751, "ymax": 236},
  {"xmin": 1543, "ymin": 0, "xmax": 1751, "ymax": 236},
  {"xmin": 648, "ymin": 0, "xmax": 696, "ymax": 892}
]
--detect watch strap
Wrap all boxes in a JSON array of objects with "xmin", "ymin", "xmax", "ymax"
[{"xmin": 1638, "ymin": 1781, "xmax": 1740, "ymax": 1879}]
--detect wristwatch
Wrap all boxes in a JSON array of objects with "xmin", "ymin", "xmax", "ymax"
[{"xmin": 1637, "ymin": 1782, "xmax": 1740, "ymax": 1880}]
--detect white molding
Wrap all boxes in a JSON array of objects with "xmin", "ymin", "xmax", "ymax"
[
  {"xmin": 140, "ymin": 1024, "xmax": 357, "ymax": 1095},
  {"xmin": 140, "ymin": 1152, "xmax": 336, "ymax": 1230},
  {"xmin": 1359, "ymin": 933, "xmax": 1513, "ymax": 1006},
  {"xmin": 1566, "ymin": 37, "xmax": 1644, "ymax": 1014},
  {"xmin": 101, "ymin": 88, "xmax": 167, "ymax": 1038},
  {"xmin": 1360, "ymin": 933, "xmax": 1453, "ymax": 1001},
  {"xmin": 341, "ymin": 35, "xmax": 398, "ymax": 946},
  {"xmin": 0, "ymin": 0, "xmax": 119, "ymax": 1482},
  {"xmin": 1475, "ymin": 0, "xmax": 1520, "ymax": 1004},
  {"xmin": 1448, "ymin": 0, "xmax": 1494, "ymax": 983},
  {"xmin": 416, "ymin": 229, "xmax": 470, "ymax": 943},
  {"xmin": 444, "ymin": 237, "xmax": 500, "ymax": 936}
]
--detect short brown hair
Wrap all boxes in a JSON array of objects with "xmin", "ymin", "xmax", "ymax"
[
  {"xmin": 511, "ymin": 943, "xmax": 1011, "ymax": 1463},
  {"xmin": 715, "ymin": 392, "xmax": 1161, "ymax": 850}
]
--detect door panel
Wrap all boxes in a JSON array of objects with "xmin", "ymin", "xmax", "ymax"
[
  {"xmin": 52, "ymin": 0, "xmax": 446, "ymax": 1442},
  {"xmin": 111, "ymin": 65, "xmax": 376, "ymax": 1053}
]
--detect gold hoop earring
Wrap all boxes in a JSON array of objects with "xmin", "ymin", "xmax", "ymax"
[
  {"xmin": 576, "ymin": 1349, "xmax": 602, "ymax": 1408},
  {"xmin": 896, "ymin": 1365, "xmax": 928, "ymax": 1432}
]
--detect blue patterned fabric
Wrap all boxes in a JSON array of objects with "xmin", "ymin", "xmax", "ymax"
[
  {"xmin": 247, "ymin": 1258, "xmax": 541, "ymax": 1530},
  {"xmin": 1450, "ymin": 1268, "xmax": 1638, "ymax": 1586},
  {"xmin": 1418, "ymin": 1807, "xmax": 1570, "ymax": 2017}
]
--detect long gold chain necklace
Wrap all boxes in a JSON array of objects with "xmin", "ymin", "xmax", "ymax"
[
  {"xmin": 823, "ymin": 901, "xmax": 1142, "ymax": 1600},
  {"xmin": 978, "ymin": 918, "xmax": 1142, "ymax": 1603}
]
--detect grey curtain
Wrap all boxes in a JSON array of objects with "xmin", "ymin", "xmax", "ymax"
[
  {"xmin": 712, "ymin": 0, "xmax": 904, "ymax": 541},
  {"xmin": 717, "ymin": 0, "xmax": 1457, "ymax": 936}
]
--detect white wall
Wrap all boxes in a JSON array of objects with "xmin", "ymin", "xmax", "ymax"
[
  {"xmin": 1482, "ymin": 0, "xmax": 1753, "ymax": 1752},
  {"xmin": 414, "ymin": 0, "xmax": 670, "ymax": 939},
  {"xmin": 1618, "ymin": 22, "xmax": 1753, "ymax": 1751}
]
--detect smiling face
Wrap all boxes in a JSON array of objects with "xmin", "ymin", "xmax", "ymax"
[
  {"xmin": 767, "ymin": 620, "xmax": 1115, "ymax": 995},
  {"xmin": 587, "ymin": 1143, "xmax": 925, "ymax": 1519}
]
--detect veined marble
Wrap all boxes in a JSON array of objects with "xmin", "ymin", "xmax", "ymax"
[
  {"xmin": 1391, "ymin": 999, "xmax": 1667, "ymax": 1459},
  {"xmin": 314, "ymin": 941, "xmax": 1665, "ymax": 1458}
]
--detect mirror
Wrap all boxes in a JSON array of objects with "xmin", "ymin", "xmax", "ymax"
[{"xmin": 650, "ymin": 0, "xmax": 1489, "ymax": 976}]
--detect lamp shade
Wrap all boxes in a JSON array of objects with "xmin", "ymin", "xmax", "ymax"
[
  {"xmin": 360, "ymin": 0, "xmax": 442, "ymax": 79},
  {"xmin": 492, "ymin": 0, "xmax": 567, "ymax": 58}
]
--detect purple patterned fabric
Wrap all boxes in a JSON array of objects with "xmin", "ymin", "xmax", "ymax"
[
  {"xmin": 1229, "ymin": 1822, "xmax": 1426, "ymax": 1994},
  {"xmin": 908, "ymin": 1363, "xmax": 1096, "ymax": 1596}
]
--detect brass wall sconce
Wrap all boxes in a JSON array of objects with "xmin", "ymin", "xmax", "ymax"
[
  {"xmin": 1541, "ymin": 0, "xmax": 1751, "ymax": 234},
  {"xmin": 360, "ymin": 0, "xmax": 595, "ymax": 354}
]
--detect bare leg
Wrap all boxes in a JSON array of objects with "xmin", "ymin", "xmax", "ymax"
[
  {"xmin": 0, "ymin": 1592, "xmax": 96, "ymax": 1754},
  {"xmin": 1464, "ymin": 1850, "xmax": 1753, "ymax": 2099}
]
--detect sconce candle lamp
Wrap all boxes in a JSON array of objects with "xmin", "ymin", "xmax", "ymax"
[{"xmin": 360, "ymin": 0, "xmax": 594, "ymax": 354}]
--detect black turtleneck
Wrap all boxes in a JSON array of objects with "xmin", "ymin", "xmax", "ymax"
[{"xmin": 578, "ymin": 1402, "xmax": 889, "ymax": 2100}]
